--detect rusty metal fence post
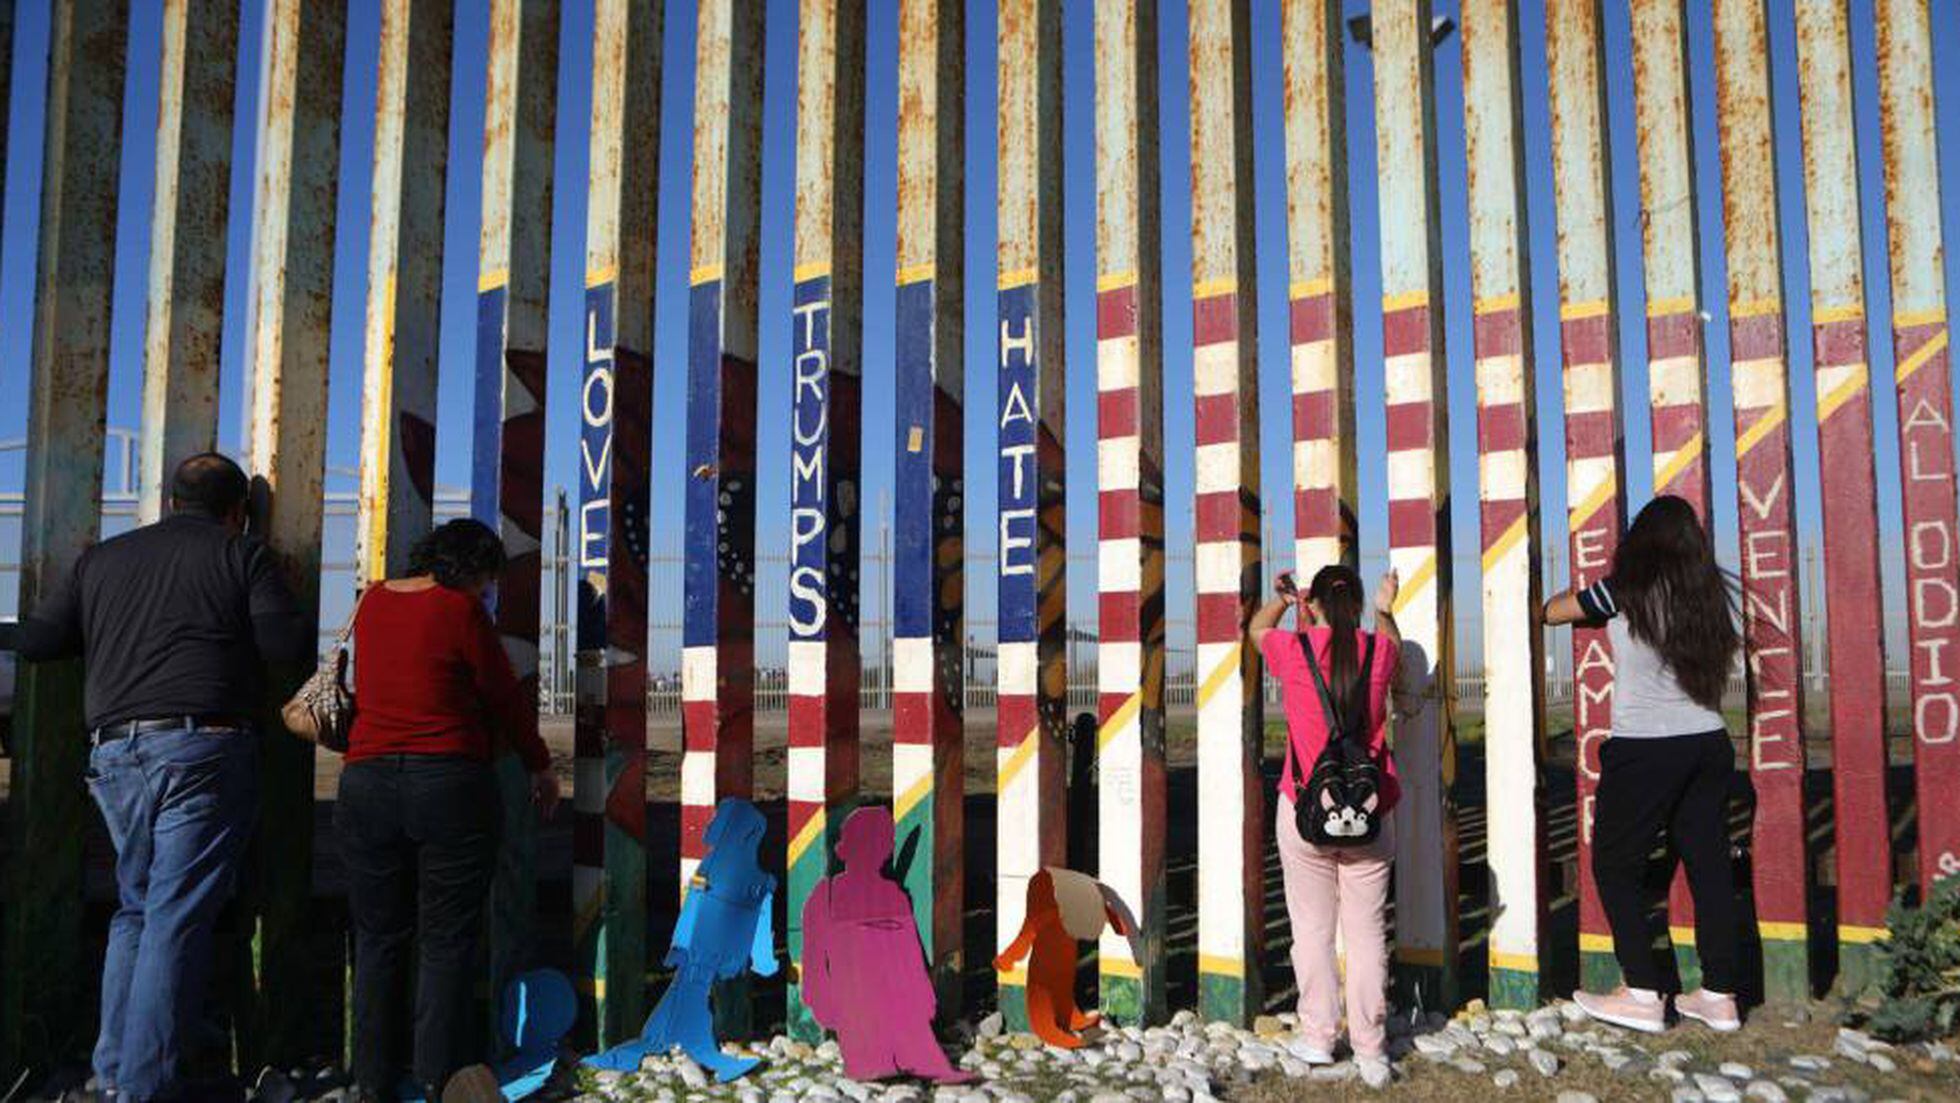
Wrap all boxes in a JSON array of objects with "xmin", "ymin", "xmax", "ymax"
[
  {"xmin": 993, "ymin": 0, "xmax": 1067, "ymax": 1030},
  {"xmin": 785, "ymin": 0, "xmax": 867, "ymax": 1042},
  {"xmin": 1874, "ymin": 0, "xmax": 1960, "ymax": 897},
  {"xmin": 1793, "ymin": 0, "xmax": 1893, "ymax": 996},
  {"xmin": 474, "ymin": 0, "xmax": 559, "ymax": 1014},
  {"xmin": 1092, "ymin": 0, "xmax": 1166, "ymax": 1029},
  {"xmin": 137, "ymin": 0, "xmax": 237, "ymax": 525},
  {"xmin": 1280, "ymin": 0, "xmax": 1356, "ymax": 573},
  {"xmin": 577, "ymin": 0, "xmax": 661, "ymax": 1046},
  {"xmin": 1, "ymin": 0, "xmax": 126, "ymax": 1071},
  {"xmin": 1460, "ymin": 0, "xmax": 1548, "ymax": 1011},
  {"xmin": 1372, "ymin": 0, "xmax": 1457, "ymax": 1010},
  {"xmin": 1544, "ymin": 0, "xmax": 1629, "ymax": 994},
  {"xmin": 357, "ymin": 0, "xmax": 452, "ymax": 583},
  {"xmin": 1711, "ymin": 0, "xmax": 1812, "ymax": 1005},
  {"xmin": 684, "ymin": 0, "xmax": 766, "ymax": 1033},
  {"xmin": 1629, "ymin": 0, "xmax": 1713, "ymax": 987},
  {"xmin": 1187, "ymin": 0, "xmax": 1264, "ymax": 1026},
  {"xmin": 239, "ymin": 0, "xmax": 347, "ymax": 1064},
  {"xmin": 891, "ymin": 0, "xmax": 967, "ymax": 1018}
]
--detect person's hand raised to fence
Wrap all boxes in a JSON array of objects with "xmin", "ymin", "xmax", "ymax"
[{"xmin": 531, "ymin": 768, "xmax": 561, "ymax": 821}]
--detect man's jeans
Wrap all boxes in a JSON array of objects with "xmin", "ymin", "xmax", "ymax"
[{"xmin": 86, "ymin": 724, "xmax": 256, "ymax": 1101}]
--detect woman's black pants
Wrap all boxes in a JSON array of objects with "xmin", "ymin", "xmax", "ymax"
[
  {"xmin": 1591, "ymin": 730, "xmax": 1740, "ymax": 994},
  {"xmin": 337, "ymin": 754, "xmax": 500, "ymax": 1098}
]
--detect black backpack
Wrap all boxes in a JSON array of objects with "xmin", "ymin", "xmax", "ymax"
[{"xmin": 1287, "ymin": 632, "xmax": 1384, "ymax": 847}]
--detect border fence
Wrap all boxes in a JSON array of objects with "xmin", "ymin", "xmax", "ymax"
[{"xmin": 1, "ymin": 0, "xmax": 1957, "ymax": 1077}]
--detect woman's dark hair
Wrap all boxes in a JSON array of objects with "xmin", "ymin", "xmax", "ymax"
[
  {"xmin": 407, "ymin": 518, "xmax": 506, "ymax": 591},
  {"xmin": 1307, "ymin": 563, "xmax": 1368, "ymax": 726},
  {"xmin": 1611, "ymin": 495, "xmax": 1740, "ymax": 710}
]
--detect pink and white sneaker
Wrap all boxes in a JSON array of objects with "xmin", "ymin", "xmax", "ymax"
[
  {"xmin": 1572, "ymin": 986, "xmax": 1667, "ymax": 1033},
  {"xmin": 1674, "ymin": 988, "xmax": 1742, "ymax": 1032}
]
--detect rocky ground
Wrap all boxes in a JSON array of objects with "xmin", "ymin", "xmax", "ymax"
[{"xmin": 545, "ymin": 1001, "xmax": 1959, "ymax": 1103}]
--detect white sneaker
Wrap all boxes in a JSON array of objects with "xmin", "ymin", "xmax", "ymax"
[
  {"xmin": 1357, "ymin": 1055, "xmax": 1392, "ymax": 1088},
  {"xmin": 1283, "ymin": 1039, "xmax": 1335, "ymax": 1065}
]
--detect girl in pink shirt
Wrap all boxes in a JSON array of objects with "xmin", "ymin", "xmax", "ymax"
[{"xmin": 1248, "ymin": 564, "xmax": 1403, "ymax": 1085}]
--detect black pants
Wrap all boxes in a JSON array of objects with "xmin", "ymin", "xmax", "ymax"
[
  {"xmin": 1592, "ymin": 730, "xmax": 1740, "ymax": 994},
  {"xmin": 337, "ymin": 754, "xmax": 500, "ymax": 1098}
]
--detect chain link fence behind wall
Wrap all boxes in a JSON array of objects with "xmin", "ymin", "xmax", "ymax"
[{"xmin": 0, "ymin": 454, "xmax": 1897, "ymax": 721}]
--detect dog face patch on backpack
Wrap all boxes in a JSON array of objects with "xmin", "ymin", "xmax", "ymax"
[{"xmin": 1289, "ymin": 631, "xmax": 1386, "ymax": 848}]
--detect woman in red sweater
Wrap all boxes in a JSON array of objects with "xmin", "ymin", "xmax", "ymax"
[{"xmin": 338, "ymin": 519, "xmax": 559, "ymax": 1101}]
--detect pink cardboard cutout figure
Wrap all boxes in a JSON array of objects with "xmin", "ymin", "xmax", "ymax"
[{"xmin": 801, "ymin": 807, "xmax": 974, "ymax": 1083}]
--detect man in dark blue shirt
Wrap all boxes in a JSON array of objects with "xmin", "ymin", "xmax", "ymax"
[{"xmin": 19, "ymin": 453, "xmax": 308, "ymax": 1101}]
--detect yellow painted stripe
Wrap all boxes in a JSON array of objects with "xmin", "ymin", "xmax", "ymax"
[
  {"xmin": 586, "ymin": 264, "xmax": 618, "ymax": 288},
  {"xmin": 1647, "ymin": 296, "xmax": 1697, "ymax": 318},
  {"xmin": 1669, "ymin": 925, "xmax": 1697, "ymax": 947},
  {"xmin": 1197, "ymin": 953, "xmax": 1246, "ymax": 978},
  {"xmin": 1395, "ymin": 946, "xmax": 1446, "ymax": 966},
  {"xmin": 1731, "ymin": 297, "xmax": 1780, "ymax": 319},
  {"xmin": 1896, "ymin": 327, "xmax": 1948, "ymax": 385},
  {"xmin": 1193, "ymin": 276, "xmax": 1238, "ymax": 301},
  {"xmin": 1813, "ymin": 303, "xmax": 1863, "ymax": 326},
  {"xmin": 1758, "ymin": 920, "xmax": 1808, "ymax": 942},
  {"xmin": 690, "ymin": 263, "xmax": 724, "ymax": 286},
  {"xmin": 999, "ymin": 266, "xmax": 1038, "ymax": 290},
  {"xmin": 1481, "ymin": 514, "xmax": 1529, "ymax": 575},
  {"xmin": 574, "ymin": 976, "xmax": 608, "ymax": 997},
  {"xmin": 1839, "ymin": 925, "xmax": 1890, "ymax": 944},
  {"xmin": 1195, "ymin": 644, "xmax": 1243, "ymax": 709},
  {"xmin": 1101, "ymin": 957, "xmax": 1142, "ymax": 979},
  {"xmin": 1652, "ymin": 431, "xmax": 1705, "ymax": 494},
  {"xmin": 1392, "ymin": 553, "xmax": 1437, "ymax": 615},
  {"xmin": 786, "ymin": 807, "xmax": 826, "ymax": 867},
  {"xmin": 1097, "ymin": 692, "xmax": 1143, "ymax": 751},
  {"xmin": 1734, "ymin": 403, "xmax": 1787, "ymax": 460},
  {"xmin": 1382, "ymin": 288, "xmax": 1429, "ymax": 313},
  {"xmin": 1895, "ymin": 307, "xmax": 1947, "ymax": 329},
  {"xmin": 1097, "ymin": 270, "xmax": 1138, "ymax": 293},
  {"xmin": 478, "ymin": 267, "xmax": 509, "ymax": 294},
  {"xmin": 1817, "ymin": 367, "xmax": 1868, "ymax": 424},
  {"xmin": 1474, "ymin": 292, "xmax": 1521, "ymax": 315},
  {"xmin": 1561, "ymin": 298, "xmax": 1610, "ymax": 321},
  {"xmin": 1568, "ymin": 469, "xmax": 1620, "ymax": 533},
  {"xmin": 1489, "ymin": 950, "xmax": 1539, "ymax": 974},
  {"xmin": 998, "ymin": 969, "xmax": 1028, "ymax": 986},
  {"xmin": 893, "ymin": 769, "xmax": 933, "ymax": 824},
  {"xmin": 1290, "ymin": 276, "xmax": 1333, "ymax": 300},
  {"xmin": 1579, "ymin": 932, "xmax": 1615, "ymax": 953},
  {"xmin": 793, "ymin": 262, "xmax": 831, "ymax": 284},
  {"xmin": 897, "ymin": 261, "xmax": 936, "ymax": 286},
  {"xmin": 997, "ymin": 727, "xmax": 1040, "ymax": 794}
]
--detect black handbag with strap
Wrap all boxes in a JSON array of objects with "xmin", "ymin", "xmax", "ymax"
[{"xmin": 1286, "ymin": 631, "xmax": 1384, "ymax": 847}]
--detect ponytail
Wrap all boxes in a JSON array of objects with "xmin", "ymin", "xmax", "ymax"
[{"xmin": 1307, "ymin": 564, "xmax": 1368, "ymax": 727}]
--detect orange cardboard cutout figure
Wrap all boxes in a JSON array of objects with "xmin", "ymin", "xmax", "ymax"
[{"xmin": 992, "ymin": 868, "xmax": 1136, "ymax": 1049}]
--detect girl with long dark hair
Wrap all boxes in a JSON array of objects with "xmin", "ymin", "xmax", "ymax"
[
  {"xmin": 1544, "ymin": 494, "xmax": 1743, "ymax": 1034},
  {"xmin": 1248, "ymin": 563, "xmax": 1402, "ymax": 1087}
]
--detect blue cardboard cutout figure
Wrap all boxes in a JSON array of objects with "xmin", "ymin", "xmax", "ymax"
[
  {"xmin": 585, "ymin": 798, "xmax": 778, "ymax": 1081},
  {"xmin": 405, "ymin": 969, "xmax": 576, "ymax": 1102},
  {"xmin": 495, "ymin": 969, "xmax": 576, "ymax": 1098}
]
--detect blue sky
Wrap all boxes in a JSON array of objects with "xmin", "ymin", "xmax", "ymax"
[{"xmin": 2, "ymin": 0, "xmax": 1959, "ymax": 671}]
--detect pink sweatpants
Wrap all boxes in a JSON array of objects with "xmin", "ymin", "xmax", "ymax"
[{"xmin": 1276, "ymin": 797, "xmax": 1396, "ymax": 1058}]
